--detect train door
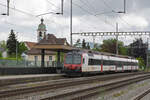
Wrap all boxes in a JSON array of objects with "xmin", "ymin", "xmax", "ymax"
[{"xmin": 82, "ymin": 54, "xmax": 88, "ymax": 72}]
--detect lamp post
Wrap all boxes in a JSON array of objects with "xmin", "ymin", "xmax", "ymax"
[{"xmin": 70, "ymin": 0, "xmax": 72, "ymax": 46}]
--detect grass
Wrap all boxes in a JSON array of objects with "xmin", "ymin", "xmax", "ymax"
[
  {"xmin": 0, "ymin": 57, "xmax": 22, "ymax": 60},
  {"xmin": 113, "ymin": 91, "xmax": 125, "ymax": 97}
]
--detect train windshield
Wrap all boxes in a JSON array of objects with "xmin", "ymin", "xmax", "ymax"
[{"xmin": 65, "ymin": 54, "xmax": 81, "ymax": 64}]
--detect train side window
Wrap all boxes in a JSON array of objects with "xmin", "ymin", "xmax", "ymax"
[{"xmin": 88, "ymin": 59, "xmax": 101, "ymax": 65}]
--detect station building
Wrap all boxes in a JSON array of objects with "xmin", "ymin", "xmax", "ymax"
[{"xmin": 24, "ymin": 18, "xmax": 70, "ymax": 67}]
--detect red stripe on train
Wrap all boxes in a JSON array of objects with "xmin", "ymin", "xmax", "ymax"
[{"xmin": 101, "ymin": 64, "xmax": 103, "ymax": 72}]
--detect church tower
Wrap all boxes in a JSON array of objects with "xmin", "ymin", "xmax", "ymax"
[{"xmin": 37, "ymin": 18, "xmax": 47, "ymax": 42}]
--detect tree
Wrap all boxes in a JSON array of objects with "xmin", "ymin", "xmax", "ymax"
[
  {"xmin": 74, "ymin": 39, "xmax": 81, "ymax": 48},
  {"xmin": 18, "ymin": 42, "xmax": 28, "ymax": 56},
  {"xmin": 92, "ymin": 43, "xmax": 101, "ymax": 51},
  {"xmin": 0, "ymin": 40, "xmax": 7, "ymax": 51},
  {"xmin": 100, "ymin": 39, "xmax": 128, "ymax": 55},
  {"xmin": 120, "ymin": 46, "xmax": 128, "ymax": 55},
  {"xmin": 86, "ymin": 43, "xmax": 90, "ymax": 49},
  {"xmin": 82, "ymin": 39, "xmax": 86, "ymax": 49},
  {"xmin": 136, "ymin": 57, "xmax": 146, "ymax": 70},
  {"xmin": 128, "ymin": 38, "xmax": 147, "ymax": 64},
  {"xmin": 6, "ymin": 29, "xmax": 18, "ymax": 56}
]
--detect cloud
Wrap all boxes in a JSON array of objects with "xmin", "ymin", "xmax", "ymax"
[
  {"xmin": 122, "ymin": 14, "xmax": 148, "ymax": 28},
  {"xmin": 0, "ymin": 0, "xmax": 150, "ymax": 46}
]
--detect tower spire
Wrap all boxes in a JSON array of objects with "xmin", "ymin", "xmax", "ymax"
[
  {"xmin": 37, "ymin": 18, "xmax": 47, "ymax": 42},
  {"xmin": 41, "ymin": 18, "xmax": 44, "ymax": 24}
]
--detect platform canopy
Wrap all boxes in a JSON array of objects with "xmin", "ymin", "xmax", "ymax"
[
  {"xmin": 32, "ymin": 34, "xmax": 77, "ymax": 67},
  {"xmin": 33, "ymin": 44, "xmax": 75, "ymax": 52},
  {"xmin": 33, "ymin": 34, "xmax": 75, "ymax": 52}
]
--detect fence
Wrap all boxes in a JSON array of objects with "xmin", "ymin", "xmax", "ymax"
[
  {"xmin": 0, "ymin": 60, "xmax": 64, "ymax": 68},
  {"xmin": 0, "ymin": 59, "xmax": 64, "ymax": 75}
]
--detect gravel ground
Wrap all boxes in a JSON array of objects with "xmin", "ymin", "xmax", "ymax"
[
  {"xmin": 141, "ymin": 92, "xmax": 150, "ymax": 100},
  {"xmin": 1, "ymin": 74, "xmax": 147, "ymax": 100},
  {"xmin": 93, "ymin": 79, "xmax": 150, "ymax": 100}
]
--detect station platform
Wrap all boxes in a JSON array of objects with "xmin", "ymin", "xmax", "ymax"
[{"xmin": 0, "ymin": 74, "xmax": 64, "ymax": 86}]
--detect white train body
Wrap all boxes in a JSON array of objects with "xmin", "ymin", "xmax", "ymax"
[
  {"xmin": 81, "ymin": 53, "xmax": 138, "ymax": 73},
  {"xmin": 64, "ymin": 50, "xmax": 139, "ymax": 74}
]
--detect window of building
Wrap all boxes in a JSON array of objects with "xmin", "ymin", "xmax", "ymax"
[
  {"xmin": 39, "ymin": 32, "xmax": 42, "ymax": 36},
  {"xmin": 34, "ymin": 56, "xmax": 38, "ymax": 61},
  {"xmin": 49, "ymin": 56, "xmax": 52, "ymax": 61}
]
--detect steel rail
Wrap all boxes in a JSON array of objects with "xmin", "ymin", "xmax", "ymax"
[
  {"xmin": 133, "ymin": 88, "xmax": 150, "ymax": 100},
  {"xmin": 42, "ymin": 74, "xmax": 150, "ymax": 100},
  {"xmin": 0, "ymin": 72, "xmax": 148, "ymax": 99}
]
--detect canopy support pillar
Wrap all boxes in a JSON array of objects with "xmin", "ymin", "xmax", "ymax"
[{"xmin": 41, "ymin": 49, "xmax": 45, "ymax": 67}]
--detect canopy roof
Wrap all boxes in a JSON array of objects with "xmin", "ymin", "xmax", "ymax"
[{"xmin": 33, "ymin": 34, "xmax": 75, "ymax": 52}]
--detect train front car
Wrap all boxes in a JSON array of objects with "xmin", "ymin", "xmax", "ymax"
[{"xmin": 64, "ymin": 51, "xmax": 83, "ymax": 76}]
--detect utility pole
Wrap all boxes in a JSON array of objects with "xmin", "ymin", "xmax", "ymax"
[
  {"xmin": 7, "ymin": 0, "xmax": 10, "ymax": 16},
  {"xmin": 124, "ymin": 0, "xmax": 126, "ymax": 13},
  {"xmin": 16, "ymin": 32, "xmax": 18, "ymax": 64},
  {"xmin": 147, "ymin": 37, "xmax": 149, "ymax": 70},
  {"xmin": 61, "ymin": 0, "xmax": 64, "ymax": 15},
  {"xmin": 93, "ymin": 36, "xmax": 95, "ymax": 48},
  {"xmin": 70, "ymin": 0, "xmax": 73, "ymax": 46},
  {"xmin": 117, "ymin": 0, "xmax": 126, "ymax": 13},
  {"xmin": 116, "ymin": 23, "xmax": 119, "ymax": 55}
]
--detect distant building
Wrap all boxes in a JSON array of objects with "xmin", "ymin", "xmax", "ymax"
[
  {"xmin": 0, "ymin": 48, "xmax": 7, "ymax": 58},
  {"xmin": 24, "ymin": 18, "xmax": 69, "ymax": 67}
]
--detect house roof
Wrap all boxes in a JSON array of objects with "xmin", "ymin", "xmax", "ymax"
[
  {"xmin": 24, "ymin": 42, "xmax": 36, "ymax": 50},
  {"xmin": 37, "ymin": 34, "xmax": 69, "ymax": 45},
  {"xmin": 27, "ymin": 48, "xmax": 56, "ymax": 55},
  {"xmin": 33, "ymin": 34, "xmax": 74, "ymax": 52}
]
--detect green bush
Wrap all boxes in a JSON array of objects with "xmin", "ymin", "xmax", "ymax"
[
  {"xmin": 136, "ymin": 57, "xmax": 146, "ymax": 70},
  {"xmin": 0, "ymin": 52, "xmax": 2, "ymax": 57}
]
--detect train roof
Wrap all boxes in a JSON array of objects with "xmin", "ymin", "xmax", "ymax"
[{"xmin": 71, "ymin": 48, "xmax": 135, "ymax": 59}]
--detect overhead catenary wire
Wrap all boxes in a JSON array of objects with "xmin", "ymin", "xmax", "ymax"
[
  {"xmin": 45, "ymin": 0, "xmax": 103, "ymax": 31},
  {"xmin": 72, "ymin": 2, "xmax": 116, "ymax": 29},
  {"xmin": 0, "ymin": 2, "xmax": 35, "ymax": 17},
  {"xmin": 0, "ymin": 1, "xmax": 67, "ymax": 42},
  {"xmin": 86, "ymin": 0, "xmax": 97, "ymax": 13},
  {"xmin": 79, "ymin": 0, "xmax": 95, "ymax": 13},
  {"xmin": 100, "ymin": 0, "xmax": 132, "ymax": 28},
  {"xmin": 0, "ymin": 2, "xmax": 65, "ymax": 27},
  {"xmin": 0, "ymin": 0, "xmax": 136, "ymax": 43}
]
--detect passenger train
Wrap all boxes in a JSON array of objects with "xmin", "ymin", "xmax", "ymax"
[{"xmin": 64, "ymin": 50, "xmax": 139, "ymax": 76}]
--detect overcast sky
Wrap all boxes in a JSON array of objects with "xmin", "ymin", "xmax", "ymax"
[{"xmin": 0, "ymin": 0, "xmax": 150, "ymax": 45}]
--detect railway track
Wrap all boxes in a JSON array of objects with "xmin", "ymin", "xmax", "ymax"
[
  {"xmin": 133, "ymin": 87, "xmax": 150, "ymax": 100},
  {"xmin": 41, "ymin": 74, "xmax": 150, "ymax": 100},
  {"xmin": 0, "ymin": 72, "xmax": 149, "ymax": 99}
]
